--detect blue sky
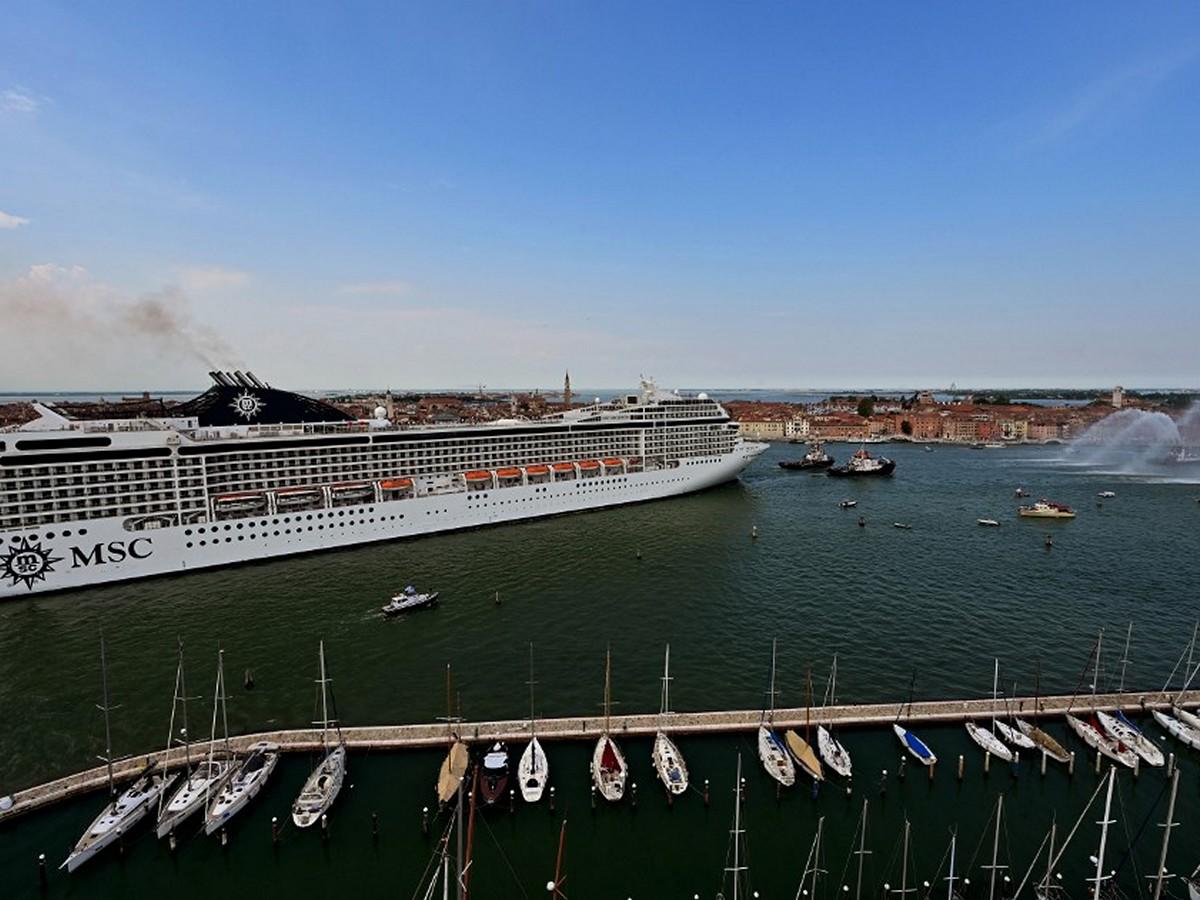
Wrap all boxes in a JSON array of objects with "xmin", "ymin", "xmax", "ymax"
[{"xmin": 2, "ymin": 2, "xmax": 1199, "ymax": 390}]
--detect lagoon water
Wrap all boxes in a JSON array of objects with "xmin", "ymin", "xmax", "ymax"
[{"xmin": 2, "ymin": 442, "xmax": 1199, "ymax": 899}]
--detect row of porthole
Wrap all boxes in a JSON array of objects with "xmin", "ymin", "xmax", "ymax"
[
  {"xmin": 185, "ymin": 514, "xmax": 405, "ymax": 549},
  {"xmin": 185, "ymin": 506, "xmax": 381, "ymax": 536},
  {"xmin": 10, "ymin": 527, "xmax": 89, "ymax": 544}
]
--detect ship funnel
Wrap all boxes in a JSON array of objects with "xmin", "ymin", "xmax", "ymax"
[{"xmin": 245, "ymin": 371, "xmax": 269, "ymax": 389}]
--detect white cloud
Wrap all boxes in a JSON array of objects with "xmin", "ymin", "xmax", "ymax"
[
  {"xmin": 337, "ymin": 280, "xmax": 413, "ymax": 296},
  {"xmin": 0, "ymin": 210, "xmax": 30, "ymax": 229},
  {"xmin": 1, "ymin": 86, "xmax": 42, "ymax": 114},
  {"xmin": 178, "ymin": 266, "xmax": 250, "ymax": 291}
]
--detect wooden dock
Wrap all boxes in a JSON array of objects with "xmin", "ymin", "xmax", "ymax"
[{"xmin": 2, "ymin": 688, "xmax": 1196, "ymax": 825}]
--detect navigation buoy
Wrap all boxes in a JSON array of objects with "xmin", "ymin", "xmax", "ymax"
[{"xmin": 751, "ymin": 525, "xmax": 758, "ymax": 539}]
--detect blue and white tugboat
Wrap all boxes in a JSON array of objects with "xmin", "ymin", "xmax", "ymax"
[
  {"xmin": 382, "ymin": 585, "xmax": 440, "ymax": 616},
  {"xmin": 827, "ymin": 447, "xmax": 896, "ymax": 478}
]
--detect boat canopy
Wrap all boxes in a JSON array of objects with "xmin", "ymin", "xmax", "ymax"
[{"xmin": 600, "ymin": 739, "xmax": 620, "ymax": 771}]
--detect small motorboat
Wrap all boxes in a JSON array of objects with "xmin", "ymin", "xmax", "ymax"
[
  {"xmin": 893, "ymin": 522, "xmax": 912, "ymax": 530},
  {"xmin": 839, "ymin": 499, "xmax": 857, "ymax": 509},
  {"xmin": 923, "ymin": 446, "xmax": 933, "ymax": 452},
  {"xmin": 382, "ymin": 586, "xmax": 439, "ymax": 616},
  {"xmin": 1014, "ymin": 488, "xmax": 1029, "ymax": 498},
  {"xmin": 479, "ymin": 741, "xmax": 510, "ymax": 805},
  {"xmin": 977, "ymin": 518, "xmax": 1001, "ymax": 527},
  {"xmin": 1019, "ymin": 500, "xmax": 1076, "ymax": 519},
  {"xmin": 1097, "ymin": 490, "xmax": 1116, "ymax": 498}
]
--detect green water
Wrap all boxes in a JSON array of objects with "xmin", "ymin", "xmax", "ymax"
[{"xmin": 2, "ymin": 443, "xmax": 1199, "ymax": 898}]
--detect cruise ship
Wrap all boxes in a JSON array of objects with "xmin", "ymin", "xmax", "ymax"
[{"xmin": 0, "ymin": 373, "xmax": 766, "ymax": 599}]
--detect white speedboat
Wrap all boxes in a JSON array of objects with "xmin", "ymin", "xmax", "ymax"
[
  {"xmin": 1096, "ymin": 710, "xmax": 1163, "ymax": 767},
  {"xmin": 1018, "ymin": 500, "xmax": 1076, "ymax": 519},
  {"xmin": 381, "ymin": 586, "xmax": 439, "ymax": 616},
  {"xmin": 1097, "ymin": 491, "xmax": 1116, "ymax": 498},
  {"xmin": 1065, "ymin": 714, "xmax": 1136, "ymax": 768},
  {"xmin": 64, "ymin": 770, "xmax": 174, "ymax": 872},
  {"xmin": 205, "ymin": 742, "xmax": 280, "ymax": 834},
  {"xmin": 977, "ymin": 518, "xmax": 1001, "ymax": 527},
  {"xmin": 1152, "ymin": 709, "xmax": 1200, "ymax": 750},
  {"xmin": 518, "ymin": 736, "xmax": 548, "ymax": 802},
  {"xmin": 292, "ymin": 641, "xmax": 347, "ymax": 828}
]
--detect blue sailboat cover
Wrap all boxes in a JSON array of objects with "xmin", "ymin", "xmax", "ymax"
[{"xmin": 903, "ymin": 728, "xmax": 935, "ymax": 760}]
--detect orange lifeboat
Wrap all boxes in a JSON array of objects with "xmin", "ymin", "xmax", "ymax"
[
  {"xmin": 602, "ymin": 457, "xmax": 624, "ymax": 468},
  {"xmin": 524, "ymin": 464, "xmax": 550, "ymax": 476},
  {"xmin": 552, "ymin": 462, "xmax": 575, "ymax": 473},
  {"xmin": 464, "ymin": 470, "xmax": 493, "ymax": 482},
  {"xmin": 496, "ymin": 467, "xmax": 522, "ymax": 479},
  {"xmin": 578, "ymin": 459, "xmax": 600, "ymax": 470},
  {"xmin": 380, "ymin": 477, "xmax": 413, "ymax": 490}
]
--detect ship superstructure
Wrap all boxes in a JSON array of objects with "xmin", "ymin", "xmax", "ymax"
[{"xmin": 1, "ymin": 373, "xmax": 765, "ymax": 598}]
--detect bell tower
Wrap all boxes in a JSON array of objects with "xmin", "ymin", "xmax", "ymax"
[{"xmin": 563, "ymin": 371, "xmax": 573, "ymax": 406}]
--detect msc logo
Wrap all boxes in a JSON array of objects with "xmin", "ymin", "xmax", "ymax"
[
  {"xmin": 70, "ymin": 538, "xmax": 155, "ymax": 569},
  {"xmin": 1, "ymin": 536, "xmax": 63, "ymax": 590}
]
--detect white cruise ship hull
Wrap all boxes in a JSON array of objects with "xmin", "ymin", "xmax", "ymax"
[{"xmin": 1, "ymin": 446, "xmax": 762, "ymax": 599}]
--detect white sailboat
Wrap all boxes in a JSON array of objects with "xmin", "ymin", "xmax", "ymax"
[
  {"xmin": 651, "ymin": 643, "xmax": 689, "ymax": 795},
  {"xmin": 757, "ymin": 638, "xmax": 795, "ymax": 787},
  {"xmin": 1151, "ymin": 708, "xmax": 1200, "ymax": 749},
  {"xmin": 591, "ymin": 647, "xmax": 627, "ymax": 802},
  {"xmin": 992, "ymin": 677, "xmax": 1037, "ymax": 752},
  {"xmin": 292, "ymin": 640, "xmax": 347, "ymax": 827},
  {"xmin": 518, "ymin": 643, "xmax": 548, "ymax": 802},
  {"xmin": 817, "ymin": 654, "xmax": 852, "ymax": 778},
  {"xmin": 965, "ymin": 660, "xmax": 1014, "ymax": 762},
  {"xmin": 1096, "ymin": 624, "xmax": 1164, "ymax": 767},
  {"xmin": 1068, "ymin": 630, "xmax": 1136, "ymax": 769},
  {"xmin": 63, "ymin": 636, "xmax": 174, "ymax": 872},
  {"xmin": 204, "ymin": 650, "xmax": 279, "ymax": 835},
  {"xmin": 893, "ymin": 675, "xmax": 937, "ymax": 766},
  {"xmin": 156, "ymin": 641, "xmax": 235, "ymax": 839}
]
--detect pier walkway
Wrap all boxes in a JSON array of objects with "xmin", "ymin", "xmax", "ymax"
[{"xmin": 3, "ymin": 688, "xmax": 1196, "ymax": 825}]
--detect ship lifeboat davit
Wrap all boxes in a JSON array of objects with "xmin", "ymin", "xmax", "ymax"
[
  {"xmin": 578, "ymin": 459, "xmax": 601, "ymax": 477},
  {"xmin": 464, "ymin": 470, "xmax": 493, "ymax": 489}
]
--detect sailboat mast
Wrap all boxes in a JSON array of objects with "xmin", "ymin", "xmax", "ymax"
[
  {"xmin": 218, "ymin": 649, "xmax": 231, "ymax": 756},
  {"xmin": 1093, "ymin": 628, "xmax": 1103, "ymax": 703},
  {"xmin": 811, "ymin": 816, "xmax": 824, "ymax": 900},
  {"xmin": 551, "ymin": 817, "xmax": 568, "ymax": 898},
  {"xmin": 768, "ymin": 638, "xmax": 778, "ymax": 723},
  {"xmin": 991, "ymin": 658, "xmax": 999, "ymax": 734},
  {"xmin": 987, "ymin": 795, "xmax": 1004, "ymax": 900},
  {"xmin": 1150, "ymin": 768, "xmax": 1179, "ymax": 900},
  {"xmin": 178, "ymin": 639, "xmax": 192, "ymax": 776},
  {"xmin": 1091, "ymin": 769, "xmax": 1116, "ymax": 900},
  {"xmin": 899, "ymin": 820, "xmax": 910, "ymax": 900},
  {"xmin": 946, "ymin": 832, "xmax": 958, "ymax": 900},
  {"xmin": 732, "ymin": 752, "xmax": 744, "ymax": 900},
  {"xmin": 318, "ymin": 640, "xmax": 329, "ymax": 750},
  {"xmin": 806, "ymin": 666, "xmax": 813, "ymax": 743},
  {"xmin": 855, "ymin": 799, "xmax": 869, "ymax": 900},
  {"xmin": 1118, "ymin": 623, "xmax": 1133, "ymax": 694},
  {"xmin": 528, "ymin": 643, "xmax": 537, "ymax": 736},
  {"xmin": 603, "ymin": 646, "xmax": 612, "ymax": 735},
  {"xmin": 98, "ymin": 634, "xmax": 115, "ymax": 798},
  {"xmin": 660, "ymin": 644, "xmax": 671, "ymax": 717},
  {"xmin": 1043, "ymin": 821, "xmax": 1057, "ymax": 897}
]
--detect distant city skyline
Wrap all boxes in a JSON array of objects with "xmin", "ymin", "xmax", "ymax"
[{"xmin": 2, "ymin": 3, "xmax": 1199, "ymax": 390}]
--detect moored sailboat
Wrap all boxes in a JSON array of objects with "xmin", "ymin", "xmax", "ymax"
[
  {"xmin": 63, "ymin": 636, "xmax": 174, "ymax": 872},
  {"xmin": 202, "ymin": 649, "xmax": 278, "ymax": 836},
  {"xmin": 591, "ymin": 647, "xmax": 627, "ymax": 802},
  {"xmin": 964, "ymin": 659, "xmax": 1014, "ymax": 762},
  {"xmin": 784, "ymin": 667, "xmax": 824, "ymax": 782},
  {"xmin": 436, "ymin": 664, "xmax": 469, "ymax": 805},
  {"xmin": 757, "ymin": 638, "xmax": 795, "ymax": 787},
  {"xmin": 893, "ymin": 675, "xmax": 936, "ymax": 766},
  {"xmin": 816, "ymin": 655, "xmax": 852, "ymax": 779},
  {"xmin": 291, "ymin": 640, "xmax": 347, "ymax": 827},
  {"xmin": 518, "ymin": 643, "xmax": 549, "ymax": 802},
  {"xmin": 651, "ymin": 644, "xmax": 688, "ymax": 795},
  {"xmin": 156, "ymin": 641, "xmax": 235, "ymax": 839}
]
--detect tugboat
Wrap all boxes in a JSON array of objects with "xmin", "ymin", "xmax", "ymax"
[
  {"xmin": 1164, "ymin": 447, "xmax": 1200, "ymax": 468},
  {"xmin": 779, "ymin": 442, "xmax": 835, "ymax": 471},
  {"xmin": 479, "ymin": 741, "xmax": 510, "ymax": 804},
  {"xmin": 1018, "ymin": 500, "xmax": 1076, "ymax": 519},
  {"xmin": 827, "ymin": 448, "xmax": 896, "ymax": 478},
  {"xmin": 381, "ymin": 585, "xmax": 439, "ymax": 616}
]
